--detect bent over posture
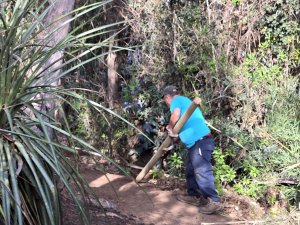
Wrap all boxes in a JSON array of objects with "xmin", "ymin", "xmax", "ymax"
[{"xmin": 162, "ymin": 85, "xmax": 223, "ymax": 214}]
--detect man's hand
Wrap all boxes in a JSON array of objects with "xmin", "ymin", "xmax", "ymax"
[
  {"xmin": 166, "ymin": 126, "xmax": 178, "ymax": 138},
  {"xmin": 193, "ymin": 97, "xmax": 202, "ymax": 105},
  {"xmin": 162, "ymin": 144, "xmax": 174, "ymax": 152}
]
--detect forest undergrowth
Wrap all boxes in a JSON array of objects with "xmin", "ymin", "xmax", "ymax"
[
  {"xmin": 1, "ymin": 1, "xmax": 299, "ymax": 224},
  {"xmin": 67, "ymin": 0, "xmax": 300, "ymax": 218}
]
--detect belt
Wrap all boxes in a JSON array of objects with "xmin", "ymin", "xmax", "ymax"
[
  {"xmin": 188, "ymin": 133, "xmax": 212, "ymax": 150},
  {"xmin": 199, "ymin": 133, "xmax": 212, "ymax": 141}
]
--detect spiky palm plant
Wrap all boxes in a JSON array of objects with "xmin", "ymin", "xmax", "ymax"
[{"xmin": 0, "ymin": 0, "xmax": 124, "ymax": 224}]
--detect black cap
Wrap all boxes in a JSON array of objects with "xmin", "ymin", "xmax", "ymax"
[{"xmin": 162, "ymin": 85, "xmax": 178, "ymax": 97}]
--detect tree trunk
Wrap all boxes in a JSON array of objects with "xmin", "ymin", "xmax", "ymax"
[
  {"xmin": 107, "ymin": 37, "xmax": 119, "ymax": 109},
  {"xmin": 42, "ymin": 0, "xmax": 75, "ymax": 90},
  {"xmin": 39, "ymin": 0, "xmax": 75, "ymax": 135}
]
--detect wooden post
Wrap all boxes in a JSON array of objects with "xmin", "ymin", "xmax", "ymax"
[{"xmin": 136, "ymin": 98, "xmax": 201, "ymax": 182}]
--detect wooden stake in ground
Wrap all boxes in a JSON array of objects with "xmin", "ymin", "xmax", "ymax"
[{"xmin": 136, "ymin": 98, "xmax": 201, "ymax": 182}]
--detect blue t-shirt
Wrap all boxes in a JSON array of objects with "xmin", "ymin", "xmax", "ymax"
[{"xmin": 170, "ymin": 96, "xmax": 211, "ymax": 148}]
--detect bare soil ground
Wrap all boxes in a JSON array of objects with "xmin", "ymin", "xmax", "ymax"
[
  {"xmin": 80, "ymin": 168, "xmax": 230, "ymax": 225},
  {"xmin": 61, "ymin": 155, "xmax": 278, "ymax": 225}
]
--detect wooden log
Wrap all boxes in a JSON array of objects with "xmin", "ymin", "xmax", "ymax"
[
  {"xmin": 135, "ymin": 98, "xmax": 201, "ymax": 182},
  {"xmin": 277, "ymin": 178, "xmax": 298, "ymax": 185},
  {"xmin": 201, "ymin": 221, "xmax": 270, "ymax": 225}
]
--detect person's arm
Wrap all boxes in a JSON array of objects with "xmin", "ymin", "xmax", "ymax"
[
  {"xmin": 163, "ymin": 108, "xmax": 180, "ymax": 151},
  {"xmin": 167, "ymin": 108, "xmax": 180, "ymax": 129},
  {"xmin": 166, "ymin": 107, "xmax": 180, "ymax": 139}
]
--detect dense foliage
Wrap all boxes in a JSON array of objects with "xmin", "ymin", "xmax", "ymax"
[
  {"xmin": 1, "ymin": 0, "xmax": 299, "ymax": 224},
  {"xmin": 65, "ymin": 0, "xmax": 300, "ymax": 209},
  {"xmin": 120, "ymin": 0, "xmax": 300, "ymax": 207}
]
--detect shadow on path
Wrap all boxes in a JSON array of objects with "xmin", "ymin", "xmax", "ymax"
[{"xmin": 81, "ymin": 167, "xmax": 232, "ymax": 225}]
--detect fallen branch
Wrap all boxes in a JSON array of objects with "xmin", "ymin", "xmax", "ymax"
[
  {"xmin": 201, "ymin": 220, "xmax": 282, "ymax": 225},
  {"xmin": 201, "ymin": 213, "xmax": 300, "ymax": 225},
  {"xmin": 128, "ymin": 164, "xmax": 143, "ymax": 170}
]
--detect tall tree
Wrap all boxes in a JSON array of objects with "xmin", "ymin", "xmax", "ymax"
[{"xmin": 39, "ymin": 0, "xmax": 75, "ymax": 131}]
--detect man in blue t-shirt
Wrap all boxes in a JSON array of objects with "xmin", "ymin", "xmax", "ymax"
[{"xmin": 162, "ymin": 85, "xmax": 223, "ymax": 214}]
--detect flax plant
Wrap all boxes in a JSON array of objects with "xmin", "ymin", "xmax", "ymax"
[{"xmin": 0, "ymin": 0, "xmax": 126, "ymax": 224}]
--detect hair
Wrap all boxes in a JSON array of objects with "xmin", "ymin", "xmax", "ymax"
[{"xmin": 163, "ymin": 85, "xmax": 178, "ymax": 97}]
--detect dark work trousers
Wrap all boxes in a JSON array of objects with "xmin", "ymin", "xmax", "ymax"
[{"xmin": 185, "ymin": 137, "xmax": 220, "ymax": 202}]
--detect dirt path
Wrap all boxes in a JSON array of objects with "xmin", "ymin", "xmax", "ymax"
[{"xmin": 81, "ymin": 167, "xmax": 232, "ymax": 225}]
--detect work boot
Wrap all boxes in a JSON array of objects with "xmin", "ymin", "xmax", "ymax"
[
  {"xmin": 176, "ymin": 194, "xmax": 208, "ymax": 206},
  {"xmin": 198, "ymin": 199, "xmax": 223, "ymax": 214}
]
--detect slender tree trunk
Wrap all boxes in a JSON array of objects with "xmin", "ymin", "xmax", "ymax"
[
  {"xmin": 106, "ymin": 37, "xmax": 119, "ymax": 156},
  {"xmin": 107, "ymin": 37, "xmax": 119, "ymax": 109}
]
